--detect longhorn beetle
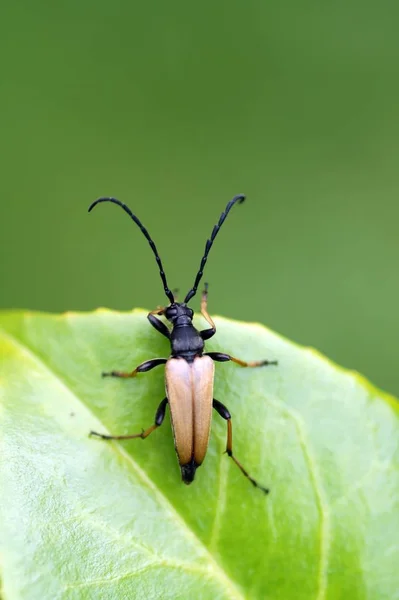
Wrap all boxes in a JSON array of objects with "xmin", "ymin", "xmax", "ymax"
[{"xmin": 89, "ymin": 194, "xmax": 277, "ymax": 492}]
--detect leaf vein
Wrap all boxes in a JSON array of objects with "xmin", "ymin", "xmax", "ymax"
[
  {"xmin": 209, "ymin": 440, "xmax": 230, "ymax": 553},
  {"xmin": 62, "ymin": 559, "xmax": 216, "ymax": 591},
  {"xmin": 266, "ymin": 396, "xmax": 331, "ymax": 600},
  {"xmin": 0, "ymin": 330, "xmax": 246, "ymax": 600}
]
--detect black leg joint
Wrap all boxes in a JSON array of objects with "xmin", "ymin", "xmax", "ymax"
[
  {"xmin": 155, "ymin": 398, "xmax": 168, "ymax": 426},
  {"xmin": 147, "ymin": 314, "xmax": 170, "ymax": 339},
  {"xmin": 213, "ymin": 399, "xmax": 231, "ymax": 420},
  {"xmin": 200, "ymin": 328, "xmax": 216, "ymax": 341},
  {"xmin": 206, "ymin": 352, "xmax": 230, "ymax": 363},
  {"xmin": 137, "ymin": 358, "xmax": 167, "ymax": 373}
]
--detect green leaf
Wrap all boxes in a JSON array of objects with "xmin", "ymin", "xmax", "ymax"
[{"xmin": 0, "ymin": 310, "xmax": 398, "ymax": 600}]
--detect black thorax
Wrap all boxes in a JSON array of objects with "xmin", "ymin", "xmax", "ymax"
[{"xmin": 166, "ymin": 304, "xmax": 204, "ymax": 362}]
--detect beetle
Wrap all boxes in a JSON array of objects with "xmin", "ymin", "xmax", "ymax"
[{"xmin": 89, "ymin": 194, "xmax": 277, "ymax": 492}]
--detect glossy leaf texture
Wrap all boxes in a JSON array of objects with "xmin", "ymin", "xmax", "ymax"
[{"xmin": 0, "ymin": 310, "xmax": 398, "ymax": 600}]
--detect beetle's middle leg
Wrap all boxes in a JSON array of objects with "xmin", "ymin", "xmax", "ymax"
[
  {"xmin": 200, "ymin": 283, "xmax": 216, "ymax": 341},
  {"xmin": 102, "ymin": 358, "xmax": 167, "ymax": 378},
  {"xmin": 213, "ymin": 399, "xmax": 269, "ymax": 494},
  {"xmin": 206, "ymin": 352, "xmax": 277, "ymax": 367},
  {"xmin": 90, "ymin": 398, "xmax": 168, "ymax": 440}
]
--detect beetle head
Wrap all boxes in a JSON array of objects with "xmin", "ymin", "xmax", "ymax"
[{"xmin": 165, "ymin": 303, "xmax": 194, "ymax": 325}]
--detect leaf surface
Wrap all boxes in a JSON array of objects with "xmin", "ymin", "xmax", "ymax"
[{"xmin": 0, "ymin": 310, "xmax": 398, "ymax": 599}]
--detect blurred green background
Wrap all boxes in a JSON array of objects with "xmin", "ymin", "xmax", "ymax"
[{"xmin": 1, "ymin": 1, "xmax": 398, "ymax": 395}]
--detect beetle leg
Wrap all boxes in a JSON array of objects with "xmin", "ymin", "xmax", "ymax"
[
  {"xmin": 200, "ymin": 283, "xmax": 216, "ymax": 341},
  {"xmin": 147, "ymin": 313, "xmax": 170, "ymax": 339},
  {"xmin": 90, "ymin": 398, "xmax": 168, "ymax": 440},
  {"xmin": 149, "ymin": 306, "xmax": 165, "ymax": 316},
  {"xmin": 206, "ymin": 352, "xmax": 277, "ymax": 367},
  {"xmin": 213, "ymin": 399, "xmax": 269, "ymax": 494},
  {"xmin": 102, "ymin": 357, "xmax": 167, "ymax": 378}
]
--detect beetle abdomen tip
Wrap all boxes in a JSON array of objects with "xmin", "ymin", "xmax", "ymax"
[{"xmin": 181, "ymin": 460, "xmax": 198, "ymax": 484}]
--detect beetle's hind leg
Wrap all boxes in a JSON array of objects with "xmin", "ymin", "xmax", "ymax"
[
  {"xmin": 200, "ymin": 283, "xmax": 216, "ymax": 341},
  {"xmin": 90, "ymin": 398, "xmax": 168, "ymax": 440},
  {"xmin": 102, "ymin": 357, "xmax": 167, "ymax": 378},
  {"xmin": 213, "ymin": 399, "xmax": 269, "ymax": 494},
  {"xmin": 206, "ymin": 352, "xmax": 277, "ymax": 368}
]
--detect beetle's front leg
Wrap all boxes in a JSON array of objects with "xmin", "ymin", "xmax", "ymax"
[
  {"xmin": 205, "ymin": 352, "xmax": 277, "ymax": 367},
  {"xmin": 102, "ymin": 358, "xmax": 167, "ymax": 378},
  {"xmin": 200, "ymin": 283, "xmax": 216, "ymax": 341},
  {"xmin": 147, "ymin": 306, "xmax": 171, "ymax": 339}
]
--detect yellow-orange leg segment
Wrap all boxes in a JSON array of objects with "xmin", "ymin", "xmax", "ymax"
[
  {"xmin": 206, "ymin": 352, "xmax": 277, "ymax": 367},
  {"xmin": 102, "ymin": 357, "xmax": 167, "ymax": 378},
  {"xmin": 213, "ymin": 399, "xmax": 269, "ymax": 494},
  {"xmin": 200, "ymin": 283, "xmax": 217, "ymax": 341},
  {"xmin": 90, "ymin": 398, "xmax": 168, "ymax": 441},
  {"xmin": 149, "ymin": 306, "xmax": 165, "ymax": 316},
  {"xmin": 201, "ymin": 283, "xmax": 216, "ymax": 329}
]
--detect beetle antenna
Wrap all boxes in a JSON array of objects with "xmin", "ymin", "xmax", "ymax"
[
  {"xmin": 184, "ymin": 194, "xmax": 246, "ymax": 303},
  {"xmin": 88, "ymin": 197, "xmax": 175, "ymax": 304}
]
